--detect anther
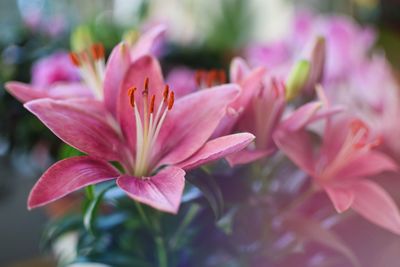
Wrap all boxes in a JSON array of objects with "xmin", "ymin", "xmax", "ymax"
[
  {"xmin": 69, "ymin": 52, "xmax": 81, "ymax": 66},
  {"xmin": 218, "ymin": 70, "xmax": 227, "ymax": 84},
  {"xmin": 195, "ymin": 70, "xmax": 204, "ymax": 86},
  {"xmin": 163, "ymin": 85, "xmax": 169, "ymax": 102},
  {"xmin": 91, "ymin": 43, "xmax": 105, "ymax": 60},
  {"xmin": 150, "ymin": 95, "xmax": 156, "ymax": 113},
  {"xmin": 144, "ymin": 77, "xmax": 149, "ymax": 91},
  {"xmin": 128, "ymin": 87, "xmax": 136, "ymax": 107},
  {"xmin": 168, "ymin": 92, "xmax": 175, "ymax": 110},
  {"xmin": 206, "ymin": 70, "xmax": 217, "ymax": 88}
]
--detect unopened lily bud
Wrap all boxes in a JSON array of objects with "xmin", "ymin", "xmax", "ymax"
[
  {"xmin": 305, "ymin": 36, "xmax": 326, "ymax": 91},
  {"xmin": 71, "ymin": 25, "xmax": 93, "ymax": 52},
  {"xmin": 285, "ymin": 60, "xmax": 310, "ymax": 101}
]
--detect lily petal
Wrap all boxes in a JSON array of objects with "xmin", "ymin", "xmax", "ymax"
[
  {"xmin": 25, "ymin": 99, "xmax": 124, "ymax": 161},
  {"xmin": 230, "ymin": 57, "xmax": 250, "ymax": 83},
  {"xmin": 28, "ymin": 156, "xmax": 119, "ymax": 209},
  {"xmin": 156, "ymin": 84, "xmax": 240, "ymax": 166},
  {"xmin": 117, "ymin": 166, "xmax": 185, "ymax": 214},
  {"xmin": 131, "ymin": 24, "xmax": 167, "ymax": 61},
  {"xmin": 281, "ymin": 101, "xmax": 322, "ymax": 131},
  {"xmin": 178, "ymin": 133, "xmax": 255, "ymax": 170},
  {"xmin": 117, "ymin": 55, "xmax": 164, "ymax": 152},
  {"xmin": 104, "ymin": 43, "xmax": 131, "ymax": 116},
  {"xmin": 5, "ymin": 82, "xmax": 48, "ymax": 102},
  {"xmin": 5, "ymin": 81, "xmax": 91, "ymax": 103},
  {"xmin": 335, "ymin": 151, "xmax": 397, "ymax": 180},
  {"xmin": 226, "ymin": 148, "xmax": 275, "ymax": 166},
  {"xmin": 324, "ymin": 186, "xmax": 354, "ymax": 213},
  {"xmin": 351, "ymin": 180, "xmax": 400, "ymax": 235},
  {"xmin": 274, "ymin": 127, "xmax": 315, "ymax": 175}
]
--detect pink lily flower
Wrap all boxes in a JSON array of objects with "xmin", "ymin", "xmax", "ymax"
[
  {"xmin": 218, "ymin": 58, "xmax": 284, "ymax": 165},
  {"xmin": 5, "ymin": 25, "xmax": 166, "ymax": 108},
  {"xmin": 25, "ymin": 55, "xmax": 255, "ymax": 214},
  {"xmin": 274, "ymin": 107, "xmax": 400, "ymax": 235}
]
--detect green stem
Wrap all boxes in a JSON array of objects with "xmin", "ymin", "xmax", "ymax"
[
  {"xmin": 134, "ymin": 201, "xmax": 151, "ymax": 227},
  {"xmin": 155, "ymin": 235, "xmax": 168, "ymax": 267}
]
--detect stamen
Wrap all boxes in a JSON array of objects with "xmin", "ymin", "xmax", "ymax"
[
  {"xmin": 143, "ymin": 77, "xmax": 149, "ymax": 95},
  {"xmin": 128, "ymin": 87, "xmax": 136, "ymax": 107},
  {"xmin": 218, "ymin": 70, "xmax": 227, "ymax": 84},
  {"xmin": 168, "ymin": 91, "xmax": 175, "ymax": 110},
  {"xmin": 206, "ymin": 70, "xmax": 217, "ymax": 88},
  {"xmin": 163, "ymin": 85, "xmax": 169, "ymax": 102},
  {"xmin": 91, "ymin": 43, "xmax": 105, "ymax": 60},
  {"xmin": 195, "ymin": 70, "xmax": 204, "ymax": 86},
  {"xmin": 272, "ymin": 78, "xmax": 280, "ymax": 98},
  {"xmin": 69, "ymin": 52, "xmax": 81, "ymax": 66},
  {"xmin": 150, "ymin": 95, "xmax": 156, "ymax": 113}
]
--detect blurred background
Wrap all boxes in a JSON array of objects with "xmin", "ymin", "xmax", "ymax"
[{"xmin": 1, "ymin": 0, "xmax": 400, "ymax": 266}]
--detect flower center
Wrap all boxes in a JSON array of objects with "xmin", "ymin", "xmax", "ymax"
[
  {"xmin": 128, "ymin": 78, "xmax": 175, "ymax": 177},
  {"xmin": 195, "ymin": 69, "xmax": 226, "ymax": 88},
  {"xmin": 69, "ymin": 43, "xmax": 105, "ymax": 99},
  {"xmin": 321, "ymin": 119, "xmax": 381, "ymax": 180}
]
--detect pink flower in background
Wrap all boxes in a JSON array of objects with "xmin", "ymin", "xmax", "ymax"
[
  {"xmin": 225, "ymin": 58, "xmax": 285, "ymax": 165},
  {"xmin": 25, "ymin": 56, "xmax": 254, "ymax": 213},
  {"xmin": 245, "ymin": 11, "xmax": 375, "ymax": 84},
  {"xmin": 31, "ymin": 51, "xmax": 80, "ymax": 87},
  {"xmin": 326, "ymin": 55, "xmax": 400, "ymax": 165},
  {"xmin": 166, "ymin": 67, "xmax": 197, "ymax": 98},
  {"xmin": 5, "ymin": 25, "xmax": 166, "ymax": 108},
  {"xmin": 274, "ymin": 108, "xmax": 400, "ymax": 235}
]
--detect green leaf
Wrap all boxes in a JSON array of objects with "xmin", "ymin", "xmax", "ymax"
[
  {"xmin": 186, "ymin": 169, "xmax": 224, "ymax": 220},
  {"xmin": 83, "ymin": 184, "xmax": 114, "ymax": 235},
  {"xmin": 58, "ymin": 143, "xmax": 84, "ymax": 160}
]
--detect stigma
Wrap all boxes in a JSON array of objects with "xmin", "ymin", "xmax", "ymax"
[
  {"xmin": 69, "ymin": 43, "xmax": 106, "ymax": 99},
  {"xmin": 128, "ymin": 78, "xmax": 175, "ymax": 176}
]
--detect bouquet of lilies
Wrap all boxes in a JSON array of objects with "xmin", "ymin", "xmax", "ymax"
[{"xmin": 5, "ymin": 11, "xmax": 400, "ymax": 267}]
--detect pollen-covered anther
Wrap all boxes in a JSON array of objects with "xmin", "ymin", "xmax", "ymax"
[
  {"xmin": 91, "ymin": 43, "xmax": 105, "ymax": 60},
  {"xmin": 168, "ymin": 91, "xmax": 175, "ymax": 110},
  {"xmin": 69, "ymin": 52, "xmax": 81, "ymax": 66},
  {"xmin": 150, "ymin": 95, "xmax": 156, "ymax": 113},
  {"xmin": 163, "ymin": 85, "xmax": 170, "ymax": 102},
  {"xmin": 143, "ymin": 77, "xmax": 150, "ymax": 96},
  {"xmin": 128, "ymin": 87, "xmax": 137, "ymax": 108},
  {"xmin": 206, "ymin": 70, "xmax": 218, "ymax": 88},
  {"xmin": 350, "ymin": 119, "xmax": 371, "ymax": 149},
  {"xmin": 218, "ymin": 70, "xmax": 227, "ymax": 84}
]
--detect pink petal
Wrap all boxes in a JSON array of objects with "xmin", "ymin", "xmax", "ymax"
[
  {"xmin": 5, "ymin": 82, "xmax": 48, "ymax": 102},
  {"xmin": 117, "ymin": 166, "xmax": 185, "ymax": 214},
  {"xmin": 117, "ymin": 55, "xmax": 165, "ymax": 152},
  {"xmin": 25, "ymin": 99, "xmax": 124, "ymax": 161},
  {"xmin": 230, "ymin": 57, "xmax": 250, "ymax": 83},
  {"xmin": 130, "ymin": 24, "xmax": 167, "ymax": 61},
  {"xmin": 281, "ymin": 101, "xmax": 322, "ymax": 131},
  {"xmin": 335, "ymin": 151, "xmax": 397, "ymax": 180},
  {"xmin": 324, "ymin": 186, "xmax": 354, "ymax": 213},
  {"xmin": 350, "ymin": 180, "xmax": 400, "ymax": 235},
  {"xmin": 156, "ymin": 84, "xmax": 240, "ymax": 166},
  {"xmin": 28, "ymin": 156, "xmax": 119, "ymax": 209},
  {"xmin": 48, "ymin": 83, "xmax": 92, "ymax": 99},
  {"xmin": 273, "ymin": 127, "xmax": 315, "ymax": 175},
  {"xmin": 230, "ymin": 66, "xmax": 266, "ymax": 111},
  {"xmin": 5, "ymin": 81, "xmax": 91, "ymax": 103},
  {"xmin": 177, "ymin": 133, "xmax": 255, "ymax": 170},
  {"xmin": 226, "ymin": 148, "xmax": 275, "ymax": 166},
  {"xmin": 103, "ymin": 43, "xmax": 131, "ymax": 116}
]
